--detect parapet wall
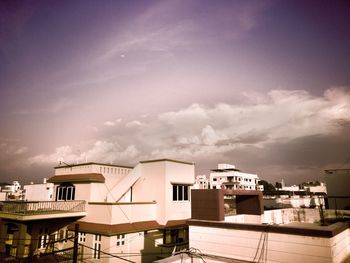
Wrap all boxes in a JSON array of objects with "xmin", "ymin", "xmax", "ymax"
[{"xmin": 188, "ymin": 220, "xmax": 350, "ymax": 263}]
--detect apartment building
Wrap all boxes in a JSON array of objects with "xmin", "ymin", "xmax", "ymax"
[
  {"xmin": 0, "ymin": 159, "xmax": 195, "ymax": 262},
  {"xmin": 210, "ymin": 163, "xmax": 260, "ymax": 190},
  {"xmin": 193, "ymin": 175, "xmax": 209, "ymax": 189}
]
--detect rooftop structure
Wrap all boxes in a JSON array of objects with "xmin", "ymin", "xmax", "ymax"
[
  {"xmin": 325, "ymin": 168, "xmax": 350, "ymax": 210},
  {"xmin": 157, "ymin": 189, "xmax": 350, "ymax": 263}
]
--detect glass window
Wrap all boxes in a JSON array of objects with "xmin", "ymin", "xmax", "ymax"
[
  {"xmin": 172, "ymin": 185, "xmax": 177, "ymax": 201},
  {"xmin": 116, "ymin": 234, "xmax": 125, "ymax": 246},
  {"xmin": 172, "ymin": 185, "xmax": 189, "ymax": 201},
  {"xmin": 56, "ymin": 183, "xmax": 75, "ymax": 201},
  {"xmin": 93, "ymin": 234, "xmax": 101, "ymax": 259}
]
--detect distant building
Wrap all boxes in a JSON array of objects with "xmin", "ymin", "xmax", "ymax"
[
  {"xmin": 210, "ymin": 163, "xmax": 260, "ymax": 190},
  {"xmin": 304, "ymin": 182, "xmax": 327, "ymax": 194},
  {"xmin": 325, "ymin": 168, "xmax": 350, "ymax": 210},
  {"xmin": 0, "ymin": 181, "xmax": 24, "ymax": 201},
  {"xmin": 193, "ymin": 175, "xmax": 209, "ymax": 189}
]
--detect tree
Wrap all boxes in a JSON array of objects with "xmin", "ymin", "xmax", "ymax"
[{"xmin": 258, "ymin": 180, "xmax": 276, "ymax": 192}]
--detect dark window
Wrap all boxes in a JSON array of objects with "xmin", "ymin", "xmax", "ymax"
[
  {"xmin": 116, "ymin": 234, "xmax": 125, "ymax": 246},
  {"xmin": 172, "ymin": 185, "xmax": 189, "ymax": 201},
  {"xmin": 163, "ymin": 227, "xmax": 189, "ymax": 245},
  {"xmin": 56, "ymin": 183, "xmax": 75, "ymax": 201}
]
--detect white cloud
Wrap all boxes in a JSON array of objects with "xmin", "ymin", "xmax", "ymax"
[
  {"xmin": 104, "ymin": 121, "xmax": 116, "ymax": 127},
  {"xmin": 27, "ymin": 141, "xmax": 140, "ymax": 167},
  {"xmin": 26, "ymin": 87, "xmax": 350, "ymax": 169},
  {"xmin": 126, "ymin": 120, "xmax": 142, "ymax": 128},
  {"xmin": 27, "ymin": 146, "xmax": 77, "ymax": 166},
  {"xmin": 0, "ymin": 141, "xmax": 28, "ymax": 156}
]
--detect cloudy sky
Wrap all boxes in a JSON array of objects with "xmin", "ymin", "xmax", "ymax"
[{"xmin": 1, "ymin": 0, "xmax": 350, "ymax": 185}]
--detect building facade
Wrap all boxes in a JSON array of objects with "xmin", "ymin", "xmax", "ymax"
[
  {"xmin": 210, "ymin": 164, "xmax": 260, "ymax": 190},
  {"xmin": 193, "ymin": 175, "xmax": 209, "ymax": 189},
  {"xmin": 0, "ymin": 159, "xmax": 195, "ymax": 262}
]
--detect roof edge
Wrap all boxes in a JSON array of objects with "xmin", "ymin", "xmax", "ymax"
[
  {"xmin": 140, "ymin": 159, "xmax": 194, "ymax": 165},
  {"xmin": 54, "ymin": 162, "xmax": 134, "ymax": 169}
]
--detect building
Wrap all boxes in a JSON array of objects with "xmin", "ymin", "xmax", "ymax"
[
  {"xmin": 210, "ymin": 164, "xmax": 260, "ymax": 190},
  {"xmin": 193, "ymin": 175, "xmax": 209, "ymax": 189},
  {"xmin": 0, "ymin": 159, "xmax": 195, "ymax": 262},
  {"xmin": 325, "ymin": 168, "xmax": 350, "ymax": 210},
  {"xmin": 156, "ymin": 189, "xmax": 350, "ymax": 263},
  {"xmin": 0, "ymin": 181, "xmax": 24, "ymax": 201},
  {"xmin": 23, "ymin": 178, "xmax": 54, "ymax": 201}
]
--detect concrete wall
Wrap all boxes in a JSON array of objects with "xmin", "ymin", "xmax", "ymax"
[
  {"xmin": 132, "ymin": 160, "xmax": 194, "ymax": 224},
  {"xmin": 189, "ymin": 224, "xmax": 350, "ymax": 263},
  {"xmin": 263, "ymin": 208, "xmax": 321, "ymax": 224},
  {"xmin": 79, "ymin": 230, "xmax": 170, "ymax": 263},
  {"xmin": 24, "ymin": 183, "xmax": 54, "ymax": 201},
  {"xmin": 80, "ymin": 203, "xmax": 157, "ymax": 224},
  {"xmin": 164, "ymin": 161, "xmax": 194, "ymax": 223}
]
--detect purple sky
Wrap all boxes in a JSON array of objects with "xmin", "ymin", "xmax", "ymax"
[{"xmin": 1, "ymin": 0, "xmax": 350, "ymax": 185}]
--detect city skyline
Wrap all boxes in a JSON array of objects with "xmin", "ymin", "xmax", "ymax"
[{"xmin": 1, "ymin": 0, "xmax": 350, "ymax": 184}]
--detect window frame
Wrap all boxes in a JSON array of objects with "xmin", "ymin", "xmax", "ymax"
[
  {"xmin": 172, "ymin": 184, "xmax": 190, "ymax": 202},
  {"xmin": 116, "ymin": 234, "xmax": 125, "ymax": 246}
]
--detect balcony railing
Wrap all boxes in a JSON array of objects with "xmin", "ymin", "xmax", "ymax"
[{"xmin": 0, "ymin": 200, "xmax": 86, "ymax": 215}]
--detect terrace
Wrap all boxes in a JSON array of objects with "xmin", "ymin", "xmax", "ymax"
[{"xmin": 0, "ymin": 200, "xmax": 86, "ymax": 221}]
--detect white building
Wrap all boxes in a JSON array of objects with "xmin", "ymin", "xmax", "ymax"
[
  {"xmin": 210, "ymin": 163, "xmax": 260, "ymax": 190},
  {"xmin": 0, "ymin": 159, "xmax": 195, "ymax": 262},
  {"xmin": 0, "ymin": 181, "xmax": 24, "ymax": 200},
  {"xmin": 193, "ymin": 175, "xmax": 209, "ymax": 189},
  {"xmin": 23, "ymin": 178, "xmax": 54, "ymax": 201}
]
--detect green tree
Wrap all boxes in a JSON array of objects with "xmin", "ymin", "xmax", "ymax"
[{"xmin": 258, "ymin": 180, "xmax": 276, "ymax": 192}]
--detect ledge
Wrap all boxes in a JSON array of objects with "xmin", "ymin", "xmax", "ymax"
[
  {"xmin": 187, "ymin": 219, "xmax": 349, "ymax": 238},
  {"xmin": 88, "ymin": 201, "xmax": 156, "ymax": 205}
]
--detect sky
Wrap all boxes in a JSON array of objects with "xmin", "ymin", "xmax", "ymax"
[{"xmin": 1, "ymin": 0, "xmax": 350, "ymax": 185}]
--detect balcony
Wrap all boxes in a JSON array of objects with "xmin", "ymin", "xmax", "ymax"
[{"xmin": 0, "ymin": 200, "xmax": 87, "ymax": 221}]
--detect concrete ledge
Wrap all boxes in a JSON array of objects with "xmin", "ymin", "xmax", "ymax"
[{"xmin": 188, "ymin": 219, "xmax": 349, "ymax": 238}]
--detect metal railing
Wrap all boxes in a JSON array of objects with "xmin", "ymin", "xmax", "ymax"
[{"xmin": 0, "ymin": 200, "xmax": 86, "ymax": 215}]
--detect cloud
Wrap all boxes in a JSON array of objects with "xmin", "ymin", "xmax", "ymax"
[
  {"xmin": 125, "ymin": 120, "xmax": 142, "ymax": 128},
  {"xmin": 97, "ymin": 0, "xmax": 270, "ymax": 63},
  {"xmin": 0, "ymin": 140, "xmax": 28, "ymax": 156},
  {"xmin": 24, "ymin": 87, "xmax": 350, "ymax": 183},
  {"xmin": 27, "ymin": 141, "xmax": 140, "ymax": 167},
  {"xmin": 104, "ymin": 121, "xmax": 116, "ymax": 127}
]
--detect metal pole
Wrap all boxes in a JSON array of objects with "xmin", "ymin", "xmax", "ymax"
[{"xmin": 73, "ymin": 224, "xmax": 79, "ymax": 263}]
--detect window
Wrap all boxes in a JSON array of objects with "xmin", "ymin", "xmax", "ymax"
[
  {"xmin": 163, "ymin": 227, "xmax": 189, "ymax": 245},
  {"xmin": 93, "ymin": 234, "xmax": 101, "ymax": 259},
  {"xmin": 79, "ymin": 232, "xmax": 86, "ymax": 243},
  {"xmin": 116, "ymin": 234, "xmax": 125, "ymax": 246},
  {"xmin": 38, "ymin": 227, "xmax": 49, "ymax": 249},
  {"xmin": 172, "ymin": 185, "xmax": 189, "ymax": 201},
  {"xmin": 56, "ymin": 183, "xmax": 75, "ymax": 201}
]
